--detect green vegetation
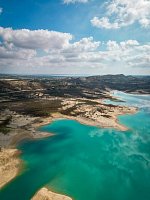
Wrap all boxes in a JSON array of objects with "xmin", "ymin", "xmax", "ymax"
[
  {"xmin": 0, "ymin": 99, "xmax": 62, "ymax": 117},
  {"xmin": 0, "ymin": 116, "xmax": 12, "ymax": 135},
  {"xmin": 60, "ymin": 105, "xmax": 85, "ymax": 117},
  {"xmin": 0, "ymin": 127, "xmax": 10, "ymax": 135}
]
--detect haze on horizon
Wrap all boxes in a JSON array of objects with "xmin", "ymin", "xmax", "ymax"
[{"xmin": 0, "ymin": 0, "xmax": 150, "ymax": 75}]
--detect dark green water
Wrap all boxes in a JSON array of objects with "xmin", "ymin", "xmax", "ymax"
[{"xmin": 0, "ymin": 92, "xmax": 150, "ymax": 200}]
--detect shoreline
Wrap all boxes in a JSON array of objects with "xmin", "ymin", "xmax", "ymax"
[
  {"xmin": 0, "ymin": 149, "xmax": 72, "ymax": 200},
  {"xmin": 31, "ymin": 187, "xmax": 72, "ymax": 200},
  {"xmin": 0, "ymin": 99, "xmax": 137, "ymax": 199},
  {"xmin": 0, "ymin": 148, "xmax": 22, "ymax": 189}
]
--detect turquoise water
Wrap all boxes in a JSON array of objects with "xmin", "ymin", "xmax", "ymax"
[{"xmin": 0, "ymin": 91, "xmax": 150, "ymax": 200}]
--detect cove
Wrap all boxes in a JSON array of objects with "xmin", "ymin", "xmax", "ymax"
[{"xmin": 0, "ymin": 92, "xmax": 150, "ymax": 200}]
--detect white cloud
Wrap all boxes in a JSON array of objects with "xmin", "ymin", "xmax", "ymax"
[
  {"xmin": 0, "ymin": 46, "xmax": 36, "ymax": 59},
  {"xmin": 0, "ymin": 27, "xmax": 100, "ymax": 57},
  {"xmin": 91, "ymin": 0, "xmax": 150, "ymax": 29},
  {"xmin": 64, "ymin": 37, "xmax": 100, "ymax": 52},
  {"xmin": 107, "ymin": 40, "xmax": 139, "ymax": 51},
  {"xmin": 0, "ymin": 27, "xmax": 149, "ymax": 75},
  {"xmin": 63, "ymin": 0, "xmax": 89, "ymax": 4},
  {"xmin": 0, "ymin": 27, "xmax": 73, "ymax": 52},
  {"xmin": 105, "ymin": 40, "xmax": 150, "ymax": 69},
  {"xmin": 91, "ymin": 17, "xmax": 119, "ymax": 29},
  {"xmin": 107, "ymin": 40, "xmax": 120, "ymax": 51}
]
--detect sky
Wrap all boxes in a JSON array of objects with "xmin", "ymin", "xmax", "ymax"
[{"xmin": 0, "ymin": 0, "xmax": 150, "ymax": 75}]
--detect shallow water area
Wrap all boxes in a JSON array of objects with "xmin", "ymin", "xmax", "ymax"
[{"xmin": 0, "ymin": 91, "xmax": 150, "ymax": 200}]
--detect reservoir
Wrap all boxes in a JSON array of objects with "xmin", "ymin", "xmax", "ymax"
[{"xmin": 0, "ymin": 91, "xmax": 150, "ymax": 200}]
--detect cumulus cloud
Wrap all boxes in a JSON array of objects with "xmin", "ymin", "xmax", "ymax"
[
  {"xmin": 64, "ymin": 37, "xmax": 100, "ymax": 53},
  {"xmin": 63, "ymin": 0, "xmax": 89, "ymax": 4},
  {"xmin": 0, "ymin": 46, "xmax": 36, "ymax": 59},
  {"xmin": 91, "ymin": 17, "xmax": 119, "ymax": 29},
  {"xmin": 0, "ymin": 26, "xmax": 149, "ymax": 74},
  {"xmin": 107, "ymin": 40, "xmax": 139, "ymax": 51},
  {"xmin": 0, "ymin": 27, "xmax": 72, "ymax": 52},
  {"xmin": 105, "ymin": 40, "xmax": 150, "ymax": 69},
  {"xmin": 91, "ymin": 0, "xmax": 150, "ymax": 29}
]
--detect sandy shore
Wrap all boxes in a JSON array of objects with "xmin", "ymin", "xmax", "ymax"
[
  {"xmin": 0, "ymin": 147, "xmax": 72, "ymax": 199},
  {"xmin": 0, "ymin": 110, "xmax": 54, "ymax": 148},
  {"xmin": 0, "ymin": 98, "xmax": 137, "ymax": 199},
  {"xmin": 50, "ymin": 106, "xmax": 137, "ymax": 132},
  {"xmin": 0, "ymin": 148, "xmax": 21, "ymax": 189},
  {"xmin": 0, "ymin": 98, "xmax": 137, "ymax": 148},
  {"xmin": 32, "ymin": 187, "xmax": 72, "ymax": 200}
]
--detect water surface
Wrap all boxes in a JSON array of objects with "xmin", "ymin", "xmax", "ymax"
[{"xmin": 0, "ymin": 91, "xmax": 150, "ymax": 200}]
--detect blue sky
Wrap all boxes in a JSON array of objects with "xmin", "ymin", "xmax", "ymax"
[{"xmin": 0, "ymin": 0, "xmax": 150, "ymax": 75}]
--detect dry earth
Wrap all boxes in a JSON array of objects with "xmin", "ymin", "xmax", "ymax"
[{"xmin": 32, "ymin": 187, "xmax": 72, "ymax": 200}]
